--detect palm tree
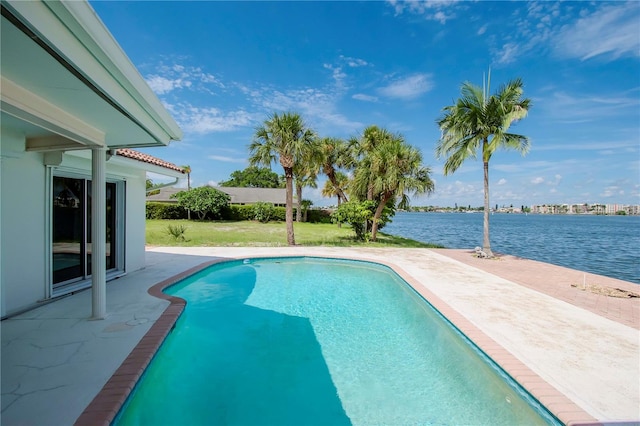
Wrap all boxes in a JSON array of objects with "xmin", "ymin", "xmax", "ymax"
[
  {"xmin": 249, "ymin": 112, "xmax": 316, "ymax": 245},
  {"xmin": 182, "ymin": 165, "xmax": 192, "ymax": 220},
  {"xmin": 294, "ymin": 167, "xmax": 318, "ymax": 222},
  {"xmin": 352, "ymin": 132, "xmax": 434, "ymax": 241},
  {"xmin": 348, "ymin": 125, "xmax": 395, "ymax": 201},
  {"xmin": 321, "ymin": 171, "xmax": 349, "ymax": 207},
  {"xmin": 318, "ymin": 137, "xmax": 351, "ymax": 205},
  {"xmin": 436, "ymin": 73, "xmax": 531, "ymax": 257}
]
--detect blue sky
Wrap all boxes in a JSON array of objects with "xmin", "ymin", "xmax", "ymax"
[{"xmin": 91, "ymin": 1, "xmax": 640, "ymax": 208}]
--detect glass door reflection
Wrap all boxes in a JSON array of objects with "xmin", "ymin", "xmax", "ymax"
[
  {"xmin": 52, "ymin": 177, "xmax": 86, "ymax": 285},
  {"xmin": 52, "ymin": 176, "xmax": 118, "ymax": 288}
]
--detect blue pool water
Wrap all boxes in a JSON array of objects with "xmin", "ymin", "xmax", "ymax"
[{"xmin": 114, "ymin": 257, "xmax": 559, "ymax": 425}]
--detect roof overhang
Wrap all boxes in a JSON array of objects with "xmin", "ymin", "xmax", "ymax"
[{"xmin": 0, "ymin": 0, "xmax": 182, "ymax": 151}]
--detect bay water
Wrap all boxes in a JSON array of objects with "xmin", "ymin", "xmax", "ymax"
[{"xmin": 384, "ymin": 212, "xmax": 640, "ymax": 284}]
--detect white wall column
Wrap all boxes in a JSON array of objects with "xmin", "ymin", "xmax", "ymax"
[{"xmin": 91, "ymin": 147, "xmax": 107, "ymax": 319}]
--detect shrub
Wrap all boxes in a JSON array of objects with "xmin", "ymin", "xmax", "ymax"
[
  {"xmin": 166, "ymin": 224, "xmax": 187, "ymax": 241},
  {"xmin": 271, "ymin": 206, "xmax": 286, "ymax": 222},
  {"xmin": 223, "ymin": 205, "xmax": 254, "ymax": 221},
  {"xmin": 171, "ymin": 187, "xmax": 230, "ymax": 220},
  {"xmin": 331, "ymin": 200, "xmax": 394, "ymax": 241},
  {"xmin": 146, "ymin": 202, "xmax": 187, "ymax": 219},
  {"xmin": 252, "ymin": 202, "xmax": 275, "ymax": 222},
  {"xmin": 307, "ymin": 209, "xmax": 333, "ymax": 224}
]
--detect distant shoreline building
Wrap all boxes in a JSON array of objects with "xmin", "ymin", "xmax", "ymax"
[
  {"xmin": 404, "ymin": 203, "xmax": 640, "ymax": 215},
  {"xmin": 530, "ymin": 203, "xmax": 639, "ymax": 215}
]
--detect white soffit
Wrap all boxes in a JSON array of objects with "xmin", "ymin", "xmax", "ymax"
[
  {"xmin": 1, "ymin": 0, "xmax": 182, "ymax": 147},
  {"xmin": 1, "ymin": 77, "xmax": 105, "ymax": 149}
]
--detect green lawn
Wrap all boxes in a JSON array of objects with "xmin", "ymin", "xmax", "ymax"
[{"xmin": 146, "ymin": 219, "xmax": 443, "ymax": 248}]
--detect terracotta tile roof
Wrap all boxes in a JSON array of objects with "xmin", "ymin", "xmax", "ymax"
[{"xmin": 115, "ymin": 148, "xmax": 185, "ymax": 173}]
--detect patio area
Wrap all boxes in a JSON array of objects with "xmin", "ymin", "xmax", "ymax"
[{"xmin": 2, "ymin": 247, "xmax": 639, "ymax": 425}]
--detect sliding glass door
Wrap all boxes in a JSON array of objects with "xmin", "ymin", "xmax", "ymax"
[
  {"xmin": 52, "ymin": 176, "xmax": 118, "ymax": 289},
  {"xmin": 52, "ymin": 177, "xmax": 85, "ymax": 284}
]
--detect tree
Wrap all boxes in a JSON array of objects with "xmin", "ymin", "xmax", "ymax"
[
  {"xmin": 145, "ymin": 178, "xmax": 160, "ymax": 196},
  {"xmin": 294, "ymin": 169, "xmax": 318, "ymax": 222},
  {"xmin": 300, "ymin": 199, "xmax": 313, "ymax": 222},
  {"xmin": 348, "ymin": 126, "xmax": 395, "ymax": 201},
  {"xmin": 219, "ymin": 166, "xmax": 283, "ymax": 188},
  {"xmin": 182, "ymin": 165, "xmax": 192, "ymax": 219},
  {"xmin": 321, "ymin": 171, "xmax": 349, "ymax": 207},
  {"xmin": 331, "ymin": 200, "xmax": 394, "ymax": 241},
  {"xmin": 318, "ymin": 137, "xmax": 351, "ymax": 205},
  {"xmin": 182, "ymin": 165, "xmax": 192, "ymax": 190},
  {"xmin": 436, "ymin": 72, "xmax": 531, "ymax": 257},
  {"xmin": 249, "ymin": 112, "xmax": 316, "ymax": 245},
  {"xmin": 351, "ymin": 132, "xmax": 434, "ymax": 241},
  {"xmin": 293, "ymin": 140, "xmax": 321, "ymax": 222},
  {"xmin": 171, "ymin": 186, "xmax": 230, "ymax": 220}
]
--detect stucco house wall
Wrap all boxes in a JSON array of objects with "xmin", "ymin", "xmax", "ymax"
[
  {"xmin": 1, "ymin": 129, "xmax": 48, "ymax": 317},
  {"xmin": 1, "ymin": 0, "xmax": 183, "ymax": 319},
  {"xmin": 0, "ymin": 139, "xmax": 158, "ymax": 318}
]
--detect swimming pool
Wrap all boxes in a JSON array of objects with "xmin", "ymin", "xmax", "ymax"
[{"xmin": 114, "ymin": 257, "xmax": 560, "ymax": 425}]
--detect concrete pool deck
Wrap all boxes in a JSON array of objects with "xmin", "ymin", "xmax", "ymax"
[{"xmin": 1, "ymin": 247, "xmax": 638, "ymax": 425}]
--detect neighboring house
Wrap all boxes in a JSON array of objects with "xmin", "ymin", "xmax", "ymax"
[
  {"xmin": 147, "ymin": 186, "xmax": 292, "ymax": 207},
  {"xmin": 0, "ymin": 1, "xmax": 183, "ymax": 319}
]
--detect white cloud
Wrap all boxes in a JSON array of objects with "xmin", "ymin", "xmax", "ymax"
[
  {"xmin": 323, "ymin": 63, "xmax": 347, "ymax": 87},
  {"xmin": 146, "ymin": 55, "xmax": 366, "ymax": 135},
  {"xmin": 497, "ymin": 178, "xmax": 507, "ymax": 185},
  {"xmin": 169, "ymin": 105, "xmax": 259, "ymax": 134},
  {"xmin": 146, "ymin": 76, "xmax": 191, "ymax": 94},
  {"xmin": 489, "ymin": 2, "xmax": 639, "ymax": 65},
  {"xmin": 495, "ymin": 43, "xmax": 520, "ymax": 65},
  {"xmin": 433, "ymin": 180, "xmax": 481, "ymax": 199},
  {"xmin": 339, "ymin": 55, "xmax": 369, "ymax": 67},
  {"xmin": 554, "ymin": 2, "xmax": 640, "ymax": 61},
  {"xmin": 387, "ymin": 0, "xmax": 460, "ymax": 24},
  {"xmin": 531, "ymin": 177, "xmax": 545, "ymax": 184},
  {"xmin": 352, "ymin": 93, "xmax": 379, "ymax": 102},
  {"xmin": 378, "ymin": 73, "xmax": 433, "ymax": 99},
  {"xmin": 144, "ymin": 62, "xmax": 225, "ymax": 96},
  {"xmin": 533, "ymin": 139, "xmax": 639, "ymax": 152},
  {"xmin": 600, "ymin": 186, "xmax": 624, "ymax": 198},
  {"xmin": 540, "ymin": 90, "xmax": 640, "ymax": 124},
  {"xmin": 249, "ymin": 86, "xmax": 363, "ymax": 133},
  {"xmin": 208, "ymin": 155, "xmax": 246, "ymax": 164},
  {"xmin": 550, "ymin": 174, "xmax": 562, "ymax": 186}
]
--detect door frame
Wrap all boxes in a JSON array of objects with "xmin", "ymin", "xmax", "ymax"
[{"xmin": 47, "ymin": 168, "xmax": 126, "ymax": 298}]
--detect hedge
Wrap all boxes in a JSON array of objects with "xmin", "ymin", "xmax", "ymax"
[
  {"xmin": 147, "ymin": 202, "xmax": 333, "ymax": 223},
  {"xmin": 146, "ymin": 202, "xmax": 187, "ymax": 219},
  {"xmin": 306, "ymin": 209, "xmax": 332, "ymax": 223}
]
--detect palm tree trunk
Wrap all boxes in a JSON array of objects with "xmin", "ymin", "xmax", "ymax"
[
  {"xmin": 371, "ymin": 194, "xmax": 391, "ymax": 242},
  {"xmin": 367, "ymin": 184, "xmax": 374, "ymax": 201},
  {"xmin": 326, "ymin": 167, "xmax": 348, "ymax": 205},
  {"xmin": 285, "ymin": 170, "xmax": 295, "ymax": 246},
  {"xmin": 483, "ymin": 160, "xmax": 493, "ymax": 257},
  {"xmin": 296, "ymin": 183, "xmax": 302, "ymax": 222},
  {"xmin": 187, "ymin": 171, "xmax": 191, "ymax": 220}
]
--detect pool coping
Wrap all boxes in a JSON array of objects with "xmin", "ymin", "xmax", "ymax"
[{"xmin": 74, "ymin": 255, "xmax": 599, "ymax": 426}]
